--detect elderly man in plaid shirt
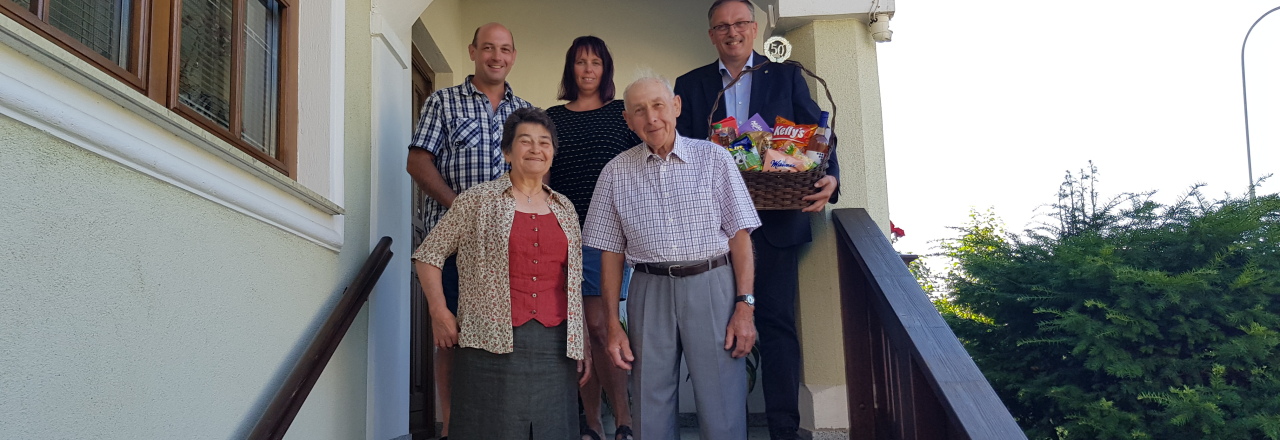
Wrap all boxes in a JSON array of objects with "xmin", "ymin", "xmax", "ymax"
[
  {"xmin": 405, "ymin": 22, "xmax": 531, "ymax": 440},
  {"xmin": 583, "ymin": 75, "xmax": 761, "ymax": 440}
]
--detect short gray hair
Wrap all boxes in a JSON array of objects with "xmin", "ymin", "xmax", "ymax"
[
  {"xmin": 708, "ymin": 0, "xmax": 755, "ymax": 22},
  {"xmin": 622, "ymin": 71, "xmax": 675, "ymax": 112}
]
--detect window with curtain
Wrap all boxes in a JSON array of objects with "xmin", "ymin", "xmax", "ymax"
[{"xmin": 0, "ymin": 0, "xmax": 298, "ymax": 176}]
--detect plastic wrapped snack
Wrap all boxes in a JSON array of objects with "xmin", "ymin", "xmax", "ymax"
[
  {"xmin": 743, "ymin": 131, "xmax": 772, "ymax": 151},
  {"xmin": 771, "ymin": 116, "xmax": 816, "ymax": 154},
  {"xmin": 793, "ymin": 150, "xmax": 817, "ymax": 171},
  {"xmin": 762, "ymin": 149, "xmax": 805, "ymax": 172},
  {"xmin": 728, "ymin": 135, "xmax": 763, "ymax": 171}
]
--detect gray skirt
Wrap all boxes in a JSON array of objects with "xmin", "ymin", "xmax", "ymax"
[{"xmin": 449, "ymin": 322, "xmax": 578, "ymax": 440}]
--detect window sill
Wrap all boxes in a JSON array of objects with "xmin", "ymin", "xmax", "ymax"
[{"xmin": 0, "ymin": 17, "xmax": 345, "ymax": 250}]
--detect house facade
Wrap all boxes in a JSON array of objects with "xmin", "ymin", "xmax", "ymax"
[{"xmin": 0, "ymin": 0, "xmax": 893, "ymax": 438}]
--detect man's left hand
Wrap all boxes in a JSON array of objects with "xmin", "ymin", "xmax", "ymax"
[
  {"xmin": 801, "ymin": 175, "xmax": 839, "ymax": 212},
  {"xmin": 724, "ymin": 303, "xmax": 757, "ymax": 358}
]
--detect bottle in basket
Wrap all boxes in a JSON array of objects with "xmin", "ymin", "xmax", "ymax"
[{"xmin": 806, "ymin": 111, "xmax": 830, "ymax": 165}]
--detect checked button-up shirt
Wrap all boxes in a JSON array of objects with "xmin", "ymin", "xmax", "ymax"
[
  {"xmin": 409, "ymin": 76, "xmax": 532, "ymax": 232},
  {"xmin": 583, "ymin": 135, "xmax": 761, "ymax": 264}
]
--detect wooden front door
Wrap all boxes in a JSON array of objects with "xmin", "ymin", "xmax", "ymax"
[{"xmin": 409, "ymin": 46, "xmax": 436, "ymax": 440}]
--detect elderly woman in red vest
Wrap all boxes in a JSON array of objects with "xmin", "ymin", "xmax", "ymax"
[{"xmin": 413, "ymin": 107, "xmax": 589, "ymax": 440}]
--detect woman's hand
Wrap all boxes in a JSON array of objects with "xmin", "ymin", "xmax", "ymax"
[
  {"xmin": 577, "ymin": 354, "xmax": 593, "ymax": 387},
  {"xmin": 415, "ymin": 262, "xmax": 457, "ymax": 348},
  {"xmin": 431, "ymin": 310, "xmax": 459, "ymax": 348},
  {"xmin": 578, "ymin": 324, "xmax": 594, "ymax": 386}
]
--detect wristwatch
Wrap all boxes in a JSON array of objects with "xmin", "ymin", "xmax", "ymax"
[{"xmin": 736, "ymin": 294, "xmax": 756, "ymax": 307}]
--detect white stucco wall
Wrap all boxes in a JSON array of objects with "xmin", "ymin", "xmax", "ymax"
[
  {"xmin": 0, "ymin": 0, "xmax": 375, "ymax": 437},
  {"xmin": 0, "ymin": 114, "xmax": 370, "ymax": 439}
]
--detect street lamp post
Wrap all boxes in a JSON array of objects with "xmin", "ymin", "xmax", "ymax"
[{"xmin": 1242, "ymin": 6, "xmax": 1280, "ymax": 200}]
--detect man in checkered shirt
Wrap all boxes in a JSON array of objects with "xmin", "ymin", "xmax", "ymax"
[
  {"xmin": 583, "ymin": 75, "xmax": 761, "ymax": 440},
  {"xmin": 404, "ymin": 22, "xmax": 531, "ymax": 440}
]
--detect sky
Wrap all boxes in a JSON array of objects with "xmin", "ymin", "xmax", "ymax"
[{"xmin": 877, "ymin": 0, "xmax": 1280, "ymax": 262}]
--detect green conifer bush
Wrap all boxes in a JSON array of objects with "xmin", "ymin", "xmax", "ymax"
[{"xmin": 936, "ymin": 167, "xmax": 1280, "ymax": 439}]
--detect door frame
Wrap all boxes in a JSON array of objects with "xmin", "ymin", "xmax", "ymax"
[{"xmin": 408, "ymin": 44, "xmax": 437, "ymax": 440}]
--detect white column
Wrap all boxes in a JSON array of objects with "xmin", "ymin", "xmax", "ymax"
[
  {"xmin": 785, "ymin": 17, "xmax": 890, "ymax": 439},
  {"xmin": 366, "ymin": 13, "xmax": 413, "ymax": 440}
]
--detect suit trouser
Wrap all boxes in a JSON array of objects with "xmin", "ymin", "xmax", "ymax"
[
  {"xmin": 629, "ymin": 264, "xmax": 748, "ymax": 440},
  {"xmin": 752, "ymin": 233, "xmax": 802, "ymax": 438}
]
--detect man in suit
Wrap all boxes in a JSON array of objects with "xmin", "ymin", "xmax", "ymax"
[{"xmin": 673, "ymin": 1, "xmax": 840, "ymax": 439}]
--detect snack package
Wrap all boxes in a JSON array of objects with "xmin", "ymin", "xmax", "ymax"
[
  {"xmin": 763, "ymin": 149, "xmax": 805, "ymax": 172},
  {"xmin": 713, "ymin": 116, "xmax": 739, "ymax": 132},
  {"xmin": 743, "ymin": 130, "xmax": 772, "ymax": 151},
  {"xmin": 711, "ymin": 116, "xmax": 738, "ymax": 147},
  {"xmin": 771, "ymin": 116, "xmax": 816, "ymax": 153},
  {"xmin": 728, "ymin": 135, "xmax": 763, "ymax": 171},
  {"xmin": 742, "ymin": 113, "xmax": 772, "ymax": 134},
  {"xmin": 771, "ymin": 136, "xmax": 817, "ymax": 171},
  {"xmin": 794, "ymin": 151, "xmax": 817, "ymax": 171},
  {"xmin": 778, "ymin": 140, "xmax": 804, "ymax": 158}
]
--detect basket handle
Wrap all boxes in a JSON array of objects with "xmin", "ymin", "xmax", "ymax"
[{"xmin": 707, "ymin": 60, "xmax": 839, "ymax": 145}]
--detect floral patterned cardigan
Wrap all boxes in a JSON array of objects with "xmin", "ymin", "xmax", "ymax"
[{"xmin": 411, "ymin": 174, "xmax": 585, "ymax": 360}]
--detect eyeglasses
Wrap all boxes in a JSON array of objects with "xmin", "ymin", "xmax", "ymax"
[{"xmin": 711, "ymin": 20, "xmax": 755, "ymax": 34}]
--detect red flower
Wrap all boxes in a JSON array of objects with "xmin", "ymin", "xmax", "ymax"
[{"xmin": 890, "ymin": 221, "xmax": 906, "ymax": 238}]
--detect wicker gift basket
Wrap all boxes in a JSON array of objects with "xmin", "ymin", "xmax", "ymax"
[{"xmin": 708, "ymin": 55, "xmax": 838, "ymax": 211}]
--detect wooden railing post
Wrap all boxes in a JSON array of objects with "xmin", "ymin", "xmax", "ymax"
[
  {"xmin": 832, "ymin": 209, "xmax": 1026, "ymax": 440},
  {"xmin": 837, "ymin": 216, "xmax": 877, "ymax": 439}
]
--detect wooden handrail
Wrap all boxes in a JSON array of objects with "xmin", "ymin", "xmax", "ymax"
[
  {"xmin": 833, "ymin": 209, "xmax": 1025, "ymax": 439},
  {"xmin": 248, "ymin": 236, "xmax": 394, "ymax": 440}
]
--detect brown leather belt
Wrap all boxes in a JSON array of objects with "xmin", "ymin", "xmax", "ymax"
[{"xmin": 633, "ymin": 254, "xmax": 730, "ymax": 278}]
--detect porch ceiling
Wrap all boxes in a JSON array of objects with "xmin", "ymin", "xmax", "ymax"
[{"xmin": 759, "ymin": 0, "xmax": 896, "ymax": 34}]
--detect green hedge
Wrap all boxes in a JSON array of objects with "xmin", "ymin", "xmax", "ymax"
[{"xmin": 935, "ymin": 170, "xmax": 1280, "ymax": 439}]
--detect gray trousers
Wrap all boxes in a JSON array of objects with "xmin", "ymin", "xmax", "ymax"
[{"xmin": 629, "ymin": 264, "xmax": 748, "ymax": 440}]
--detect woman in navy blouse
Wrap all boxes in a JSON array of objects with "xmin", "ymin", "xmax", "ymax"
[{"xmin": 546, "ymin": 36, "xmax": 639, "ymax": 440}]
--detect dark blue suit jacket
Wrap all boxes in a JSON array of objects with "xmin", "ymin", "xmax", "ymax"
[{"xmin": 674, "ymin": 52, "xmax": 840, "ymax": 248}]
